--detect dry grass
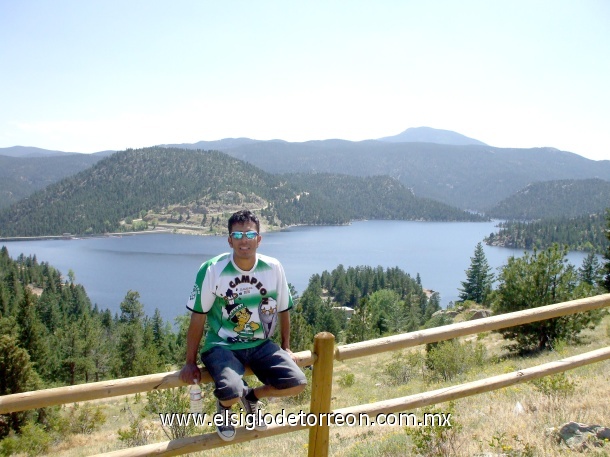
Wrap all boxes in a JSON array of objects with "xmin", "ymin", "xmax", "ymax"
[{"xmin": 40, "ymin": 314, "xmax": 610, "ymax": 457}]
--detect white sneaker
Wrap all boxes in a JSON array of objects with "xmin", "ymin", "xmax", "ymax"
[{"xmin": 216, "ymin": 400, "xmax": 236, "ymax": 441}]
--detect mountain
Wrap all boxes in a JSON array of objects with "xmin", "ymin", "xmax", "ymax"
[
  {"xmin": 487, "ymin": 178, "xmax": 610, "ymax": 220},
  {"xmin": 0, "ymin": 145, "xmax": 115, "ymax": 158},
  {"xmin": 0, "ymin": 147, "xmax": 483, "ymax": 237},
  {"xmin": 0, "ymin": 146, "xmax": 76, "ymax": 157},
  {"xmin": 3, "ymin": 128, "xmax": 609, "ymax": 213},
  {"xmin": 206, "ymin": 141, "xmax": 610, "ymax": 210},
  {"xmin": 0, "ymin": 147, "xmax": 114, "ymax": 209},
  {"xmin": 163, "ymin": 137, "xmax": 266, "ymax": 150},
  {"xmin": 0, "ymin": 153, "xmax": 106, "ymax": 209},
  {"xmin": 377, "ymin": 126, "xmax": 487, "ymax": 146}
]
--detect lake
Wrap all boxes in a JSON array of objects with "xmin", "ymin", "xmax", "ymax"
[{"xmin": 1, "ymin": 220, "xmax": 592, "ymax": 324}]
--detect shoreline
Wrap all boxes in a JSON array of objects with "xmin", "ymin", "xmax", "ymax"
[{"xmin": 0, "ymin": 221, "xmax": 350, "ymax": 242}]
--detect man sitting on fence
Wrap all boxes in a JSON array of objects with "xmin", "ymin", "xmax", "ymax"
[{"xmin": 179, "ymin": 209, "xmax": 307, "ymax": 441}]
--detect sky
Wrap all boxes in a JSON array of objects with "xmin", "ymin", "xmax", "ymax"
[{"xmin": 1, "ymin": 1, "xmax": 609, "ymax": 161}]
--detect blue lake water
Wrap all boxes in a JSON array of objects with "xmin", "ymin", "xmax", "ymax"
[{"xmin": 1, "ymin": 220, "xmax": 591, "ymax": 324}]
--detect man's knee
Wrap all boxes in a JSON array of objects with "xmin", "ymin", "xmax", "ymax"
[
  {"xmin": 274, "ymin": 380, "xmax": 307, "ymax": 397},
  {"xmin": 215, "ymin": 376, "xmax": 252, "ymax": 402},
  {"xmin": 287, "ymin": 383, "xmax": 306, "ymax": 396}
]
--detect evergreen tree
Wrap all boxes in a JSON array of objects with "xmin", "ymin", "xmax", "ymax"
[
  {"xmin": 578, "ymin": 252, "xmax": 603, "ymax": 287},
  {"xmin": 424, "ymin": 292, "xmax": 441, "ymax": 321},
  {"xmin": 604, "ymin": 209, "xmax": 610, "ymax": 291},
  {"xmin": 405, "ymin": 300, "xmax": 423, "ymax": 332},
  {"xmin": 345, "ymin": 298, "xmax": 373, "ymax": 343},
  {"xmin": 56, "ymin": 320, "xmax": 85, "ymax": 385},
  {"xmin": 151, "ymin": 308, "xmax": 171, "ymax": 363},
  {"xmin": 89, "ymin": 316, "xmax": 113, "ymax": 382},
  {"xmin": 16, "ymin": 292, "xmax": 51, "ymax": 379},
  {"xmin": 134, "ymin": 318, "xmax": 164, "ymax": 375},
  {"xmin": 459, "ymin": 242, "xmax": 494, "ymax": 305},
  {"xmin": 286, "ymin": 304, "xmax": 313, "ymax": 352},
  {"xmin": 492, "ymin": 244, "xmax": 603, "ymax": 353},
  {"xmin": 172, "ymin": 314, "xmax": 191, "ymax": 365},
  {"xmin": 116, "ymin": 291, "xmax": 145, "ymax": 377},
  {"xmin": 0, "ymin": 331, "xmax": 41, "ymax": 437}
]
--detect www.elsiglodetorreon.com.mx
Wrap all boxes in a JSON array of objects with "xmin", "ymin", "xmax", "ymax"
[{"xmin": 159, "ymin": 409, "xmax": 452, "ymax": 430}]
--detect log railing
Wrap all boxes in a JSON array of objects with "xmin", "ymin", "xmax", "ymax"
[{"xmin": 1, "ymin": 293, "xmax": 609, "ymax": 457}]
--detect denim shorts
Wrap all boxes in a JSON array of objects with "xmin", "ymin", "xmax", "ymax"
[{"xmin": 200, "ymin": 340, "xmax": 307, "ymax": 401}]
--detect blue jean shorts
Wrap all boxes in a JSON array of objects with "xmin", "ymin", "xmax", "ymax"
[{"xmin": 200, "ymin": 340, "xmax": 307, "ymax": 401}]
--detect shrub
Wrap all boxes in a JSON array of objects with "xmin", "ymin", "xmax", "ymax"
[
  {"xmin": 0, "ymin": 422, "xmax": 52, "ymax": 457},
  {"xmin": 404, "ymin": 402, "xmax": 461, "ymax": 457},
  {"xmin": 530, "ymin": 372, "xmax": 577, "ymax": 398},
  {"xmin": 66, "ymin": 403, "xmax": 106, "ymax": 434},
  {"xmin": 337, "ymin": 372, "xmax": 355, "ymax": 388},
  {"xmin": 425, "ymin": 339, "xmax": 487, "ymax": 382},
  {"xmin": 146, "ymin": 385, "xmax": 215, "ymax": 439},
  {"xmin": 117, "ymin": 407, "xmax": 154, "ymax": 447},
  {"xmin": 383, "ymin": 350, "xmax": 425, "ymax": 386},
  {"xmin": 488, "ymin": 432, "xmax": 535, "ymax": 457}
]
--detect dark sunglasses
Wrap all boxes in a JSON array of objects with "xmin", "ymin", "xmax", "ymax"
[{"xmin": 230, "ymin": 231, "xmax": 258, "ymax": 240}]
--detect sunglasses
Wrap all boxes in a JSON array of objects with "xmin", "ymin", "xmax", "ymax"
[{"xmin": 230, "ymin": 231, "xmax": 259, "ymax": 240}]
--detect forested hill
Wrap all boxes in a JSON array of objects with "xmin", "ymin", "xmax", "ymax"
[
  {"xmin": 484, "ymin": 179, "xmax": 610, "ymax": 254},
  {"xmin": 0, "ymin": 147, "xmax": 483, "ymax": 237},
  {"xmin": 487, "ymin": 179, "xmax": 610, "ymax": 220},
  {"xmin": 0, "ymin": 154, "xmax": 104, "ymax": 209}
]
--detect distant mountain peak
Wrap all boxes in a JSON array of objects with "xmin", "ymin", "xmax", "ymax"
[{"xmin": 377, "ymin": 127, "xmax": 487, "ymax": 146}]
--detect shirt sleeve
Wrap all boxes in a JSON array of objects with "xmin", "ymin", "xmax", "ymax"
[
  {"xmin": 276, "ymin": 261, "xmax": 293, "ymax": 313},
  {"xmin": 186, "ymin": 261, "xmax": 217, "ymax": 314}
]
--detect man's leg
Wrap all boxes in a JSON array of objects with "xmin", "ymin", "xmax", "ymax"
[
  {"xmin": 200, "ymin": 346, "xmax": 248, "ymax": 440},
  {"xmin": 245, "ymin": 340, "xmax": 307, "ymax": 399}
]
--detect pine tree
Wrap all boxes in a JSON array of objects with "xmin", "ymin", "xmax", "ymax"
[
  {"xmin": 16, "ymin": 292, "xmax": 51, "ymax": 379},
  {"xmin": 492, "ymin": 244, "xmax": 603, "ymax": 353},
  {"xmin": 424, "ymin": 292, "xmax": 441, "ymax": 322},
  {"xmin": 578, "ymin": 252, "xmax": 602, "ymax": 286},
  {"xmin": 459, "ymin": 242, "xmax": 494, "ymax": 305},
  {"xmin": 286, "ymin": 304, "xmax": 313, "ymax": 352},
  {"xmin": 603, "ymin": 209, "xmax": 610, "ymax": 292},
  {"xmin": 345, "ymin": 298, "xmax": 373, "ymax": 343},
  {"xmin": 116, "ymin": 291, "xmax": 145, "ymax": 377},
  {"xmin": 0, "ymin": 331, "xmax": 41, "ymax": 437}
]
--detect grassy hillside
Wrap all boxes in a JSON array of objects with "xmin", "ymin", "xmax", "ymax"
[{"xmin": 33, "ymin": 313, "xmax": 610, "ymax": 457}]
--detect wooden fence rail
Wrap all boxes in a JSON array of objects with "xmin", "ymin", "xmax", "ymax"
[
  {"xmin": 0, "ymin": 355, "xmax": 316, "ymax": 414},
  {"xmin": 1, "ymin": 293, "xmax": 609, "ymax": 457},
  {"xmin": 88, "ymin": 346, "xmax": 610, "ymax": 457}
]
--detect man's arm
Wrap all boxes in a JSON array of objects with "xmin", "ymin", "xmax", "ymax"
[{"xmin": 179, "ymin": 312, "xmax": 206, "ymax": 384}]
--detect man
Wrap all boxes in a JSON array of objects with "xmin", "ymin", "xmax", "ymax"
[{"xmin": 179, "ymin": 209, "xmax": 307, "ymax": 441}]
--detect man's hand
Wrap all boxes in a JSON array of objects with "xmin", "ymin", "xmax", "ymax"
[
  {"xmin": 283, "ymin": 347, "xmax": 299, "ymax": 364},
  {"xmin": 179, "ymin": 362, "xmax": 201, "ymax": 385}
]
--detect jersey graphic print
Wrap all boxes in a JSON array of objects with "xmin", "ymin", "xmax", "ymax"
[
  {"xmin": 187, "ymin": 253, "xmax": 290, "ymax": 351},
  {"xmin": 217, "ymin": 286, "xmax": 278, "ymax": 343}
]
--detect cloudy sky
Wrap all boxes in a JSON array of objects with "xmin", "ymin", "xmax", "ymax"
[{"xmin": 1, "ymin": 0, "xmax": 609, "ymax": 160}]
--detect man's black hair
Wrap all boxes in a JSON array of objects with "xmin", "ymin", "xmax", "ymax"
[{"xmin": 228, "ymin": 210, "xmax": 260, "ymax": 233}]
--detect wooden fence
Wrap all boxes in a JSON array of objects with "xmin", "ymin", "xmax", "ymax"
[{"xmin": 1, "ymin": 293, "xmax": 609, "ymax": 456}]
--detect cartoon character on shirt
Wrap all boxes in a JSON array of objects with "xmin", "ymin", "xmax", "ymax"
[{"xmin": 223, "ymin": 289, "xmax": 260, "ymax": 341}]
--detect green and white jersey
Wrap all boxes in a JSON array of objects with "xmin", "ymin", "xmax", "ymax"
[{"xmin": 187, "ymin": 252, "xmax": 293, "ymax": 352}]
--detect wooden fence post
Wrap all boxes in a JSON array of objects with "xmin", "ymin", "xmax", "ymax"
[{"xmin": 308, "ymin": 332, "xmax": 335, "ymax": 457}]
